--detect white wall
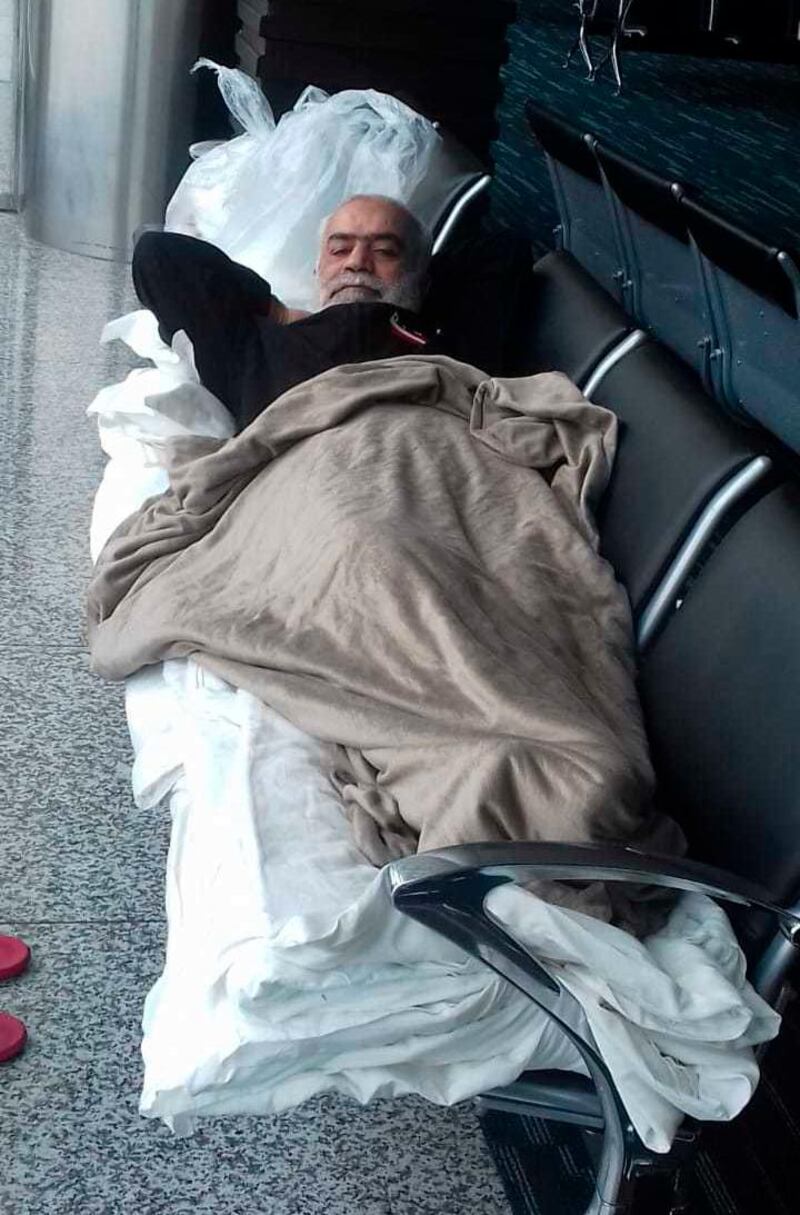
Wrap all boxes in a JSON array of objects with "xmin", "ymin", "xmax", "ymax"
[
  {"xmin": 0, "ymin": 0, "xmax": 14, "ymax": 194},
  {"xmin": 0, "ymin": 0, "xmax": 15, "ymax": 83}
]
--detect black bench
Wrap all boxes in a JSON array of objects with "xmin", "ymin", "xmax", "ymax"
[{"xmin": 390, "ymin": 251, "xmax": 799, "ymax": 1213}]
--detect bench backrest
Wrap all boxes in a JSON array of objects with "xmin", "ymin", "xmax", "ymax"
[
  {"xmin": 592, "ymin": 338, "xmax": 771, "ymax": 630},
  {"xmin": 525, "ymin": 102, "xmax": 626, "ymax": 303},
  {"xmin": 594, "ymin": 143, "xmax": 715, "ymax": 386},
  {"xmin": 508, "ymin": 250, "xmax": 635, "ymax": 388},
  {"xmin": 408, "ymin": 128, "xmax": 492, "ymax": 255},
  {"xmin": 638, "ymin": 483, "xmax": 800, "ymax": 930},
  {"xmin": 682, "ymin": 195, "xmax": 800, "ymax": 454}
]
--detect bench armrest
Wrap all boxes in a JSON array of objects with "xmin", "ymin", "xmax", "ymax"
[
  {"xmin": 388, "ymin": 842, "xmax": 800, "ymax": 1210},
  {"xmin": 388, "ymin": 841, "xmax": 800, "ymax": 944}
]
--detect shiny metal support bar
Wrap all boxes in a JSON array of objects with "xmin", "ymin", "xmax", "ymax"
[
  {"xmin": 636, "ymin": 454, "xmax": 773, "ymax": 650},
  {"xmin": 389, "ymin": 840, "xmax": 800, "ymax": 1214},
  {"xmin": 390, "ymin": 860, "xmax": 646, "ymax": 1214},
  {"xmin": 582, "ymin": 328, "xmax": 646, "ymax": 399},
  {"xmin": 432, "ymin": 175, "xmax": 491, "ymax": 256},
  {"xmin": 389, "ymin": 841, "xmax": 800, "ymax": 945}
]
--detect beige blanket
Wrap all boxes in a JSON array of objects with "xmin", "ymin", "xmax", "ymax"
[{"xmin": 88, "ymin": 355, "xmax": 680, "ymax": 921}]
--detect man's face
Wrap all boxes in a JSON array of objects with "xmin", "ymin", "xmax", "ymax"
[{"xmin": 317, "ymin": 199, "xmax": 420, "ymax": 310}]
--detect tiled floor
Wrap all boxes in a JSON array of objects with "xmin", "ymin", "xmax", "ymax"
[{"xmin": 0, "ymin": 213, "xmax": 513, "ymax": 1214}]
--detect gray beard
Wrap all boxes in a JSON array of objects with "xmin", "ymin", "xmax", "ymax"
[{"xmin": 319, "ymin": 270, "xmax": 424, "ymax": 313}]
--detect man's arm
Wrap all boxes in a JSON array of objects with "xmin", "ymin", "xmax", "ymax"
[
  {"xmin": 132, "ymin": 232, "xmax": 276, "ymax": 415},
  {"xmin": 132, "ymin": 231, "xmax": 276, "ymax": 336}
]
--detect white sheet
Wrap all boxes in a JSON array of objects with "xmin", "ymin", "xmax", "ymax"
[{"xmin": 89, "ymin": 311, "xmax": 780, "ymax": 1152}]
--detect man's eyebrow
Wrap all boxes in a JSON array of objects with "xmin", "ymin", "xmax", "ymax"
[{"xmin": 326, "ymin": 231, "xmax": 406, "ymax": 246}]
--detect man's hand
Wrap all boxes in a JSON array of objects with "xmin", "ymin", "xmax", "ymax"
[{"xmin": 270, "ymin": 296, "xmax": 312, "ymax": 326}]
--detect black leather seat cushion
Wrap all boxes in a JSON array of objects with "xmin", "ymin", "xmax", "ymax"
[
  {"xmin": 593, "ymin": 339, "xmax": 765, "ymax": 615},
  {"xmin": 422, "ymin": 231, "xmax": 536, "ymax": 376},
  {"xmin": 508, "ymin": 250, "xmax": 633, "ymax": 385},
  {"xmin": 639, "ymin": 483, "xmax": 800, "ymax": 905}
]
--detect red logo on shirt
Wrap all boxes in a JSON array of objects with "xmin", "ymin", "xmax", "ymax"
[{"xmin": 390, "ymin": 313, "xmax": 428, "ymax": 348}]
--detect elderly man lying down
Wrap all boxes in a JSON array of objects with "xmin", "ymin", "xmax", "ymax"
[
  {"xmin": 134, "ymin": 195, "xmax": 435, "ymax": 433},
  {"xmin": 88, "ymin": 230, "xmax": 683, "ymax": 933},
  {"xmin": 133, "ymin": 194, "xmax": 527, "ymax": 432}
]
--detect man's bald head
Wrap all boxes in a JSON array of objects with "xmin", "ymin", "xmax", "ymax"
[{"xmin": 316, "ymin": 195, "xmax": 431, "ymax": 312}]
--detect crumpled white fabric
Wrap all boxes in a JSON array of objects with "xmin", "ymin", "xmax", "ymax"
[
  {"xmin": 128, "ymin": 663, "xmax": 578, "ymax": 1137},
  {"xmin": 486, "ymin": 886, "xmax": 778, "ymax": 1147},
  {"xmin": 88, "ymin": 310, "xmax": 781, "ymax": 1154},
  {"xmin": 121, "ymin": 661, "xmax": 778, "ymax": 1150},
  {"xmin": 87, "ymin": 310, "xmax": 234, "ymax": 560}
]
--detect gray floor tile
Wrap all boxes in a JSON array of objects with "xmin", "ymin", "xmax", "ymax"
[
  {"xmin": 0, "ymin": 230, "xmax": 139, "ymax": 502},
  {"xmin": 0, "ymin": 648, "xmax": 168, "ymax": 921},
  {"xmin": 0, "ymin": 922, "xmax": 510, "ymax": 1215},
  {"xmin": 0, "ymin": 523, "xmax": 100, "ymax": 650},
  {"xmin": 0, "ymin": 214, "xmax": 142, "ymax": 647},
  {"xmin": 0, "ymin": 218, "xmax": 140, "ymax": 420}
]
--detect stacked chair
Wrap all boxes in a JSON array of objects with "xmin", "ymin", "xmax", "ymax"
[
  {"xmin": 234, "ymin": 0, "xmax": 516, "ymax": 162},
  {"xmin": 390, "ymin": 103, "xmax": 800, "ymax": 1214}
]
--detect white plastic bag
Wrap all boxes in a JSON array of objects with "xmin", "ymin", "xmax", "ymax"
[{"xmin": 165, "ymin": 61, "xmax": 442, "ymax": 311}]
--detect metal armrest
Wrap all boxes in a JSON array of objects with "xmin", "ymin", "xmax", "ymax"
[
  {"xmin": 388, "ymin": 841, "xmax": 800, "ymax": 944},
  {"xmin": 388, "ymin": 841, "xmax": 800, "ymax": 1215}
]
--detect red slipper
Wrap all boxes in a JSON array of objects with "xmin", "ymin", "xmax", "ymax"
[
  {"xmin": 0, "ymin": 1012, "xmax": 27, "ymax": 1063},
  {"xmin": 0, "ymin": 936, "xmax": 31, "ymax": 981}
]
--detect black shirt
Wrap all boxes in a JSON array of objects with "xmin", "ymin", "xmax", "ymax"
[{"xmin": 132, "ymin": 232, "xmax": 436, "ymax": 431}]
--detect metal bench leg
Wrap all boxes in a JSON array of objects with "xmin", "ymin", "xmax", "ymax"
[
  {"xmin": 609, "ymin": 0, "xmax": 635, "ymax": 92},
  {"xmin": 564, "ymin": 4, "xmax": 595, "ymax": 77}
]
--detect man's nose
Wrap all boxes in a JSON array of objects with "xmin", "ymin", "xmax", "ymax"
[{"xmin": 344, "ymin": 241, "xmax": 373, "ymax": 272}]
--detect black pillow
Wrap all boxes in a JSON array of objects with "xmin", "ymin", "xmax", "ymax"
[{"xmin": 421, "ymin": 229, "xmax": 537, "ymax": 376}]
